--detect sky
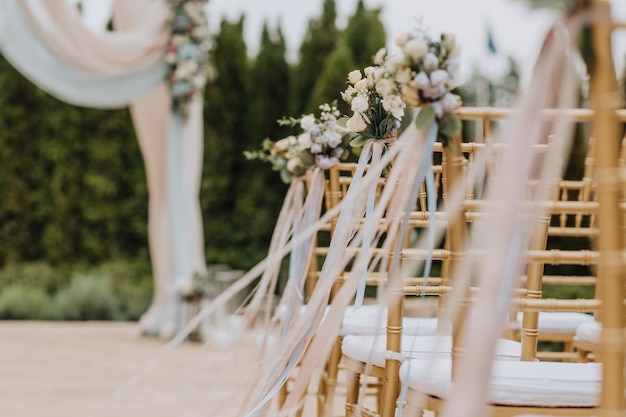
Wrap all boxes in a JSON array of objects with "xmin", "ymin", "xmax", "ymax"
[{"xmin": 78, "ymin": 0, "xmax": 626, "ymax": 86}]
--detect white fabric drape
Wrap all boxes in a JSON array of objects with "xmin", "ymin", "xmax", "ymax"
[{"xmin": 0, "ymin": 0, "xmax": 208, "ymax": 336}]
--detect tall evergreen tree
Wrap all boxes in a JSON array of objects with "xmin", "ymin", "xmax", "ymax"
[
  {"xmin": 307, "ymin": 38, "xmax": 356, "ymax": 115},
  {"xmin": 291, "ymin": 0, "xmax": 339, "ymax": 114},
  {"xmin": 235, "ymin": 22, "xmax": 292, "ymax": 268},
  {"xmin": 341, "ymin": 0, "xmax": 386, "ymax": 70},
  {"xmin": 202, "ymin": 16, "xmax": 252, "ymax": 267}
]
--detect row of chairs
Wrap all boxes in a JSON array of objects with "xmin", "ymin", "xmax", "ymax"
[{"xmin": 272, "ymin": 104, "xmax": 626, "ymax": 417}]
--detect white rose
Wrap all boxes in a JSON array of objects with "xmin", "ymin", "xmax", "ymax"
[
  {"xmin": 411, "ymin": 72, "xmax": 430, "ymax": 90},
  {"xmin": 395, "ymin": 68, "xmax": 413, "ymax": 85},
  {"xmin": 445, "ymin": 59, "xmax": 462, "ymax": 84},
  {"xmin": 429, "ymin": 69, "xmax": 450, "ymax": 87},
  {"xmin": 346, "ymin": 113, "xmax": 368, "ymax": 133},
  {"xmin": 287, "ymin": 158, "xmax": 304, "ymax": 174},
  {"xmin": 431, "ymin": 100, "xmax": 444, "ymax": 118},
  {"xmin": 374, "ymin": 47, "xmax": 387, "ymax": 65},
  {"xmin": 423, "ymin": 52, "xmax": 439, "ymax": 71},
  {"xmin": 404, "ymin": 37, "xmax": 428, "ymax": 61},
  {"xmin": 300, "ymin": 114, "xmax": 316, "ymax": 130},
  {"xmin": 347, "ymin": 69, "xmax": 363, "ymax": 84},
  {"xmin": 382, "ymin": 95, "xmax": 406, "ymax": 120},
  {"xmin": 395, "ymin": 32, "xmax": 410, "ymax": 47},
  {"xmin": 310, "ymin": 142, "xmax": 323, "ymax": 154},
  {"xmin": 363, "ymin": 66, "xmax": 375, "ymax": 77},
  {"xmin": 316, "ymin": 156, "xmax": 334, "ymax": 170},
  {"xmin": 351, "ymin": 94, "xmax": 369, "ymax": 113},
  {"xmin": 375, "ymin": 78, "xmax": 396, "ymax": 97},
  {"xmin": 354, "ymin": 78, "xmax": 369, "ymax": 91},
  {"xmin": 326, "ymin": 131, "xmax": 342, "ymax": 148},
  {"xmin": 273, "ymin": 137, "xmax": 293, "ymax": 153},
  {"xmin": 298, "ymin": 132, "xmax": 312, "ymax": 148},
  {"xmin": 442, "ymin": 92, "xmax": 462, "ymax": 113}
]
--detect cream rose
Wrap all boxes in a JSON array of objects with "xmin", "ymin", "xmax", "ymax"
[
  {"xmin": 346, "ymin": 113, "xmax": 368, "ymax": 133},
  {"xmin": 347, "ymin": 69, "xmax": 363, "ymax": 84},
  {"xmin": 404, "ymin": 37, "xmax": 428, "ymax": 61},
  {"xmin": 351, "ymin": 94, "xmax": 369, "ymax": 113}
]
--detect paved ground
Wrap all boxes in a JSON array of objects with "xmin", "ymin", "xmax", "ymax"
[{"xmin": 0, "ymin": 321, "xmax": 310, "ymax": 417}]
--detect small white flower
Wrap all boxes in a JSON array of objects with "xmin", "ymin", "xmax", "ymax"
[
  {"xmin": 346, "ymin": 113, "xmax": 368, "ymax": 133},
  {"xmin": 423, "ymin": 52, "xmax": 439, "ymax": 71},
  {"xmin": 429, "ymin": 69, "xmax": 450, "ymax": 87},
  {"xmin": 298, "ymin": 132, "xmax": 312, "ymax": 148},
  {"xmin": 364, "ymin": 66, "xmax": 375, "ymax": 77},
  {"xmin": 347, "ymin": 69, "xmax": 363, "ymax": 84},
  {"xmin": 404, "ymin": 36, "xmax": 428, "ymax": 61},
  {"xmin": 351, "ymin": 94, "xmax": 369, "ymax": 113},
  {"xmin": 300, "ymin": 114, "xmax": 316, "ymax": 130}
]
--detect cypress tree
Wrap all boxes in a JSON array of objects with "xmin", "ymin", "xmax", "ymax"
[
  {"xmin": 202, "ymin": 16, "xmax": 252, "ymax": 267},
  {"xmin": 341, "ymin": 0, "xmax": 386, "ymax": 70},
  {"xmin": 235, "ymin": 22, "xmax": 292, "ymax": 268},
  {"xmin": 291, "ymin": 0, "xmax": 339, "ymax": 114},
  {"xmin": 307, "ymin": 38, "xmax": 356, "ymax": 115}
]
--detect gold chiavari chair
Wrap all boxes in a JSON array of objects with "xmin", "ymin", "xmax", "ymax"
[
  {"xmin": 340, "ymin": 124, "xmax": 532, "ymax": 417},
  {"xmin": 399, "ymin": 4, "xmax": 626, "ymax": 415}
]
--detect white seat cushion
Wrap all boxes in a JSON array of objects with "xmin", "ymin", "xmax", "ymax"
[
  {"xmin": 274, "ymin": 304, "xmax": 439, "ymax": 336},
  {"xmin": 400, "ymin": 358, "xmax": 601, "ymax": 407},
  {"xmin": 510, "ymin": 311, "xmax": 595, "ymax": 334},
  {"xmin": 342, "ymin": 335, "xmax": 522, "ymax": 368},
  {"xmin": 575, "ymin": 320, "xmax": 601, "ymax": 344}
]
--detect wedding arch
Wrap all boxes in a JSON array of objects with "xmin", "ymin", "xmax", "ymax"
[{"xmin": 0, "ymin": 0, "xmax": 209, "ymax": 336}]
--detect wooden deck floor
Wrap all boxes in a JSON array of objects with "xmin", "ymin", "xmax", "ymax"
[{"xmin": 0, "ymin": 321, "xmax": 329, "ymax": 417}]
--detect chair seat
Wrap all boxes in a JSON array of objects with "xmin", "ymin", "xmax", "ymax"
[
  {"xmin": 510, "ymin": 311, "xmax": 595, "ymax": 334},
  {"xmin": 575, "ymin": 320, "xmax": 601, "ymax": 344},
  {"xmin": 399, "ymin": 357, "xmax": 601, "ymax": 407},
  {"xmin": 342, "ymin": 335, "xmax": 522, "ymax": 368},
  {"xmin": 274, "ymin": 304, "xmax": 439, "ymax": 336}
]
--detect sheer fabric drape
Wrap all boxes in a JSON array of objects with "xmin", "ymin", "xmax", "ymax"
[{"xmin": 0, "ymin": 0, "xmax": 208, "ymax": 336}]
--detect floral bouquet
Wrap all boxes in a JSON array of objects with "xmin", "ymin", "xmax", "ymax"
[
  {"xmin": 164, "ymin": 0, "xmax": 213, "ymax": 118},
  {"xmin": 245, "ymin": 102, "xmax": 350, "ymax": 184},
  {"xmin": 341, "ymin": 60, "xmax": 406, "ymax": 147},
  {"xmin": 382, "ymin": 27, "xmax": 463, "ymax": 146}
]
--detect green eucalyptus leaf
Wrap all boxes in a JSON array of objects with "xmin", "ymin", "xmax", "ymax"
[
  {"xmin": 439, "ymin": 113, "xmax": 462, "ymax": 139},
  {"xmin": 415, "ymin": 104, "xmax": 436, "ymax": 131},
  {"xmin": 350, "ymin": 135, "xmax": 368, "ymax": 147},
  {"xmin": 280, "ymin": 170, "xmax": 291, "ymax": 184},
  {"xmin": 336, "ymin": 116, "xmax": 349, "ymax": 128}
]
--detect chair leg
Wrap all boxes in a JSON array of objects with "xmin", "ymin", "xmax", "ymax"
[
  {"xmin": 320, "ymin": 337, "xmax": 343, "ymax": 417},
  {"xmin": 345, "ymin": 368, "xmax": 361, "ymax": 417}
]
